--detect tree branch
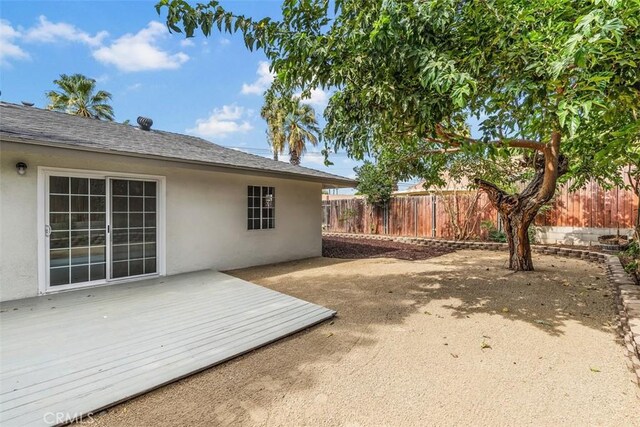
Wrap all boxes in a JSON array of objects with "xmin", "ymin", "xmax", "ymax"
[
  {"xmin": 426, "ymin": 134, "xmax": 545, "ymax": 151},
  {"xmin": 474, "ymin": 178, "xmax": 518, "ymax": 213},
  {"xmin": 427, "ymin": 124, "xmax": 546, "ymax": 151}
]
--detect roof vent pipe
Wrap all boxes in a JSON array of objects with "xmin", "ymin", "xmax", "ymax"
[
  {"xmin": 137, "ymin": 116, "xmax": 153, "ymax": 131},
  {"xmin": 21, "ymin": 101, "xmax": 34, "ymax": 107}
]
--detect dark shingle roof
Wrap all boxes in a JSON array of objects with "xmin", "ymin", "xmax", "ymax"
[{"xmin": 0, "ymin": 102, "xmax": 355, "ymax": 187}]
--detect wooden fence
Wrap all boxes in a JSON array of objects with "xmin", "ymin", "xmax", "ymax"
[{"xmin": 323, "ymin": 183, "xmax": 638, "ymax": 239}]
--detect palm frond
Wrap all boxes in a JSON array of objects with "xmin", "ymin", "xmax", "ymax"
[{"xmin": 46, "ymin": 73, "xmax": 114, "ymax": 121}]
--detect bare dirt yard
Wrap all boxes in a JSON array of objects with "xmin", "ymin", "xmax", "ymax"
[{"xmin": 93, "ymin": 242, "xmax": 640, "ymax": 426}]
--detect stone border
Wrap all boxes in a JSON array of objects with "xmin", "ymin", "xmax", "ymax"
[
  {"xmin": 324, "ymin": 232, "xmax": 640, "ymax": 384},
  {"xmin": 607, "ymin": 255, "xmax": 640, "ymax": 383}
]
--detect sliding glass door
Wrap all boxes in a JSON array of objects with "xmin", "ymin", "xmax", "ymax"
[
  {"xmin": 110, "ymin": 179, "xmax": 157, "ymax": 279},
  {"xmin": 46, "ymin": 173, "xmax": 159, "ymax": 290},
  {"xmin": 48, "ymin": 176, "xmax": 107, "ymax": 286}
]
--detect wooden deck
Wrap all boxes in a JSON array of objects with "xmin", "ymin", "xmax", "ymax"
[{"xmin": 0, "ymin": 270, "xmax": 335, "ymax": 426}]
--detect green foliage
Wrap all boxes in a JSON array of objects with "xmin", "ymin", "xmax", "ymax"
[
  {"xmin": 480, "ymin": 220, "xmax": 507, "ymax": 243},
  {"xmin": 416, "ymin": 151, "xmax": 530, "ymax": 194},
  {"xmin": 158, "ymin": 0, "xmax": 640, "ymax": 187},
  {"xmin": 624, "ymin": 240, "xmax": 640, "ymax": 259},
  {"xmin": 528, "ymin": 226, "xmax": 537, "ymax": 245},
  {"xmin": 46, "ymin": 73, "xmax": 114, "ymax": 121},
  {"xmin": 625, "ymin": 259, "xmax": 639, "ymax": 275},
  {"xmin": 480, "ymin": 220, "xmax": 538, "ymax": 244},
  {"xmin": 261, "ymin": 87, "xmax": 287, "ymax": 161},
  {"xmin": 260, "ymin": 84, "xmax": 320, "ymax": 165},
  {"xmin": 622, "ymin": 240, "xmax": 639, "ymax": 276},
  {"xmin": 354, "ymin": 161, "xmax": 394, "ymax": 207}
]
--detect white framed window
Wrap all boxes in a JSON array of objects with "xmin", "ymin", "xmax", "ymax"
[{"xmin": 248, "ymin": 186, "xmax": 275, "ymax": 230}]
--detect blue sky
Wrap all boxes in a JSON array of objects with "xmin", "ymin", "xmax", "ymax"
[{"xmin": 0, "ymin": 0, "xmax": 364, "ymax": 188}]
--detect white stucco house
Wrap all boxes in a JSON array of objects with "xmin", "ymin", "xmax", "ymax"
[{"xmin": 0, "ymin": 102, "xmax": 354, "ymax": 302}]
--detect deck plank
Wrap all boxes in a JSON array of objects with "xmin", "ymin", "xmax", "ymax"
[{"xmin": 0, "ymin": 270, "xmax": 335, "ymax": 426}]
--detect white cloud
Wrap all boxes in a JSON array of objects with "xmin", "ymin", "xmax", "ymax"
[
  {"xmin": 295, "ymin": 88, "xmax": 330, "ymax": 107},
  {"xmin": 23, "ymin": 15, "xmax": 107, "ymax": 47},
  {"xmin": 0, "ymin": 20, "xmax": 29, "ymax": 66},
  {"xmin": 93, "ymin": 21, "xmax": 189, "ymax": 72},
  {"xmin": 187, "ymin": 105, "xmax": 254, "ymax": 138},
  {"xmin": 241, "ymin": 61, "xmax": 274, "ymax": 95},
  {"xmin": 0, "ymin": 17, "xmax": 190, "ymax": 73},
  {"xmin": 180, "ymin": 38, "xmax": 195, "ymax": 47},
  {"xmin": 219, "ymin": 38, "xmax": 231, "ymax": 46}
]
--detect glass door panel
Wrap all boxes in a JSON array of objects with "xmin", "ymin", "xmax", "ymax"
[
  {"xmin": 48, "ymin": 176, "xmax": 106, "ymax": 286},
  {"xmin": 110, "ymin": 179, "xmax": 157, "ymax": 279}
]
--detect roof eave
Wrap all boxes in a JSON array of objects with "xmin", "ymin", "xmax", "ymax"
[{"xmin": 1, "ymin": 135, "xmax": 356, "ymax": 188}]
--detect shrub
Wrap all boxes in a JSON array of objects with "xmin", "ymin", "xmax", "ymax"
[
  {"xmin": 622, "ymin": 240, "xmax": 639, "ymax": 277},
  {"xmin": 480, "ymin": 220, "xmax": 537, "ymax": 244},
  {"xmin": 480, "ymin": 220, "xmax": 507, "ymax": 243}
]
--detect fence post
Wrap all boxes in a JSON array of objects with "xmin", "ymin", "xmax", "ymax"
[
  {"xmin": 431, "ymin": 195, "xmax": 437, "ymax": 238},
  {"xmin": 385, "ymin": 204, "xmax": 389, "ymax": 234},
  {"xmin": 413, "ymin": 197, "xmax": 418, "ymax": 237}
]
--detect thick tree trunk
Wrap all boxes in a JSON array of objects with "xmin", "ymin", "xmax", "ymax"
[
  {"xmin": 476, "ymin": 132, "xmax": 568, "ymax": 271},
  {"xmin": 633, "ymin": 189, "xmax": 640, "ymax": 242},
  {"xmin": 481, "ymin": 183, "xmax": 542, "ymax": 271},
  {"xmin": 500, "ymin": 210, "xmax": 535, "ymax": 270}
]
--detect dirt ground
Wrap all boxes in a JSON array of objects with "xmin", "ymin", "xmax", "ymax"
[
  {"xmin": 93, "ymin": 251, "xmax": 640, "ymax": 427},
  {"xmin": 322, "ymin": 236, "xmax": 454, "ymax": 260}
]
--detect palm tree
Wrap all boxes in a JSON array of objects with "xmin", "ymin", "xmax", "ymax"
[
  {"xmin": 46, "ymin": 74, "xmax": 114, "ymax": 121},
  {"xmin": 260, "ymin": 89, "xmax": 286, "ymax": 161},
  {"xmin": 261, "ymin": 86, "xmax": 320, "ymax": 165},
  {"xmin": 285, "ymin": 99, "xmax": 319, "ymax": 166}
]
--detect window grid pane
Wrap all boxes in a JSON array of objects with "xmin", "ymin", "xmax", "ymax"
[
  {"xmin": 49, "ymin": 176, "xmax": 107, "ymax": 286},
  {"xmin": 247, "ymin": 186, "xmax": 275, "ymax": 230},
  {"xmin": 110, "ymin": 179, "xmax": 157, "ymax": 279}
]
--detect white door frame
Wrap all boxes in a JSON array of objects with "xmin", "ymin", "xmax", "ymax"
[{"xmin": 37, "ymin": 166, "xmax": 167, "ymax": 295}]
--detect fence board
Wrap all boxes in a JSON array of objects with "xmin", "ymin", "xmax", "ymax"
[{"xmin": 323, "ymin": 181, "xmax": 638, "ymax": 239}]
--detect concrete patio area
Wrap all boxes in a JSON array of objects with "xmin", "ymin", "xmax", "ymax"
[{"xmin": 0, "ymin": 270, "xmax": 335, "ymax": 426}]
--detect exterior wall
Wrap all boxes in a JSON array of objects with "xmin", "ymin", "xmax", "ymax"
[
  {"xmin": 532, "ymin": 226, "xmax": 634, "ymax": 246},
  {"xmin": 0, "ymin": 142, "xmax": 323, "ymax": 301}
]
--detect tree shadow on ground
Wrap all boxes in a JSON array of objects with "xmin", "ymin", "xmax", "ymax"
[
  {"xmin": 90, "ymin": 251, "xmax": 620, "ymax": 427},
  {"xmin": 405, "ymin": 255, "xmax": 615, "ymax": 337}
]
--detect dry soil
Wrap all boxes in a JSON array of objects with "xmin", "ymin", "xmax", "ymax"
[{"xmin": 92, "ymin": 250, "xmax": 640, "ymax": 427}]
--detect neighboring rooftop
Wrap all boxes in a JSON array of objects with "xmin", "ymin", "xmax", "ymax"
[{"xmin": 0, "ymin": 102, "xmax": 355, "ymax": 187}]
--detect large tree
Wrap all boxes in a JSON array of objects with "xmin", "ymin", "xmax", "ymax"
[
  {"xmin": 158, "ymin": 0, "xmax": 640, "ymax": 270},
  {"xmin": 46, "ymin": 73, "xmax": 114, "ymax": 121}
]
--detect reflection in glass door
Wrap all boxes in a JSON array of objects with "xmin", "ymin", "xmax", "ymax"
[
  {"xmin": 110, "ymin": 179, "xmax": 157, "ymax": 279},
  {"xmin": 48, "ymin": 176, "xmax": 106, "ymax": 286}
]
